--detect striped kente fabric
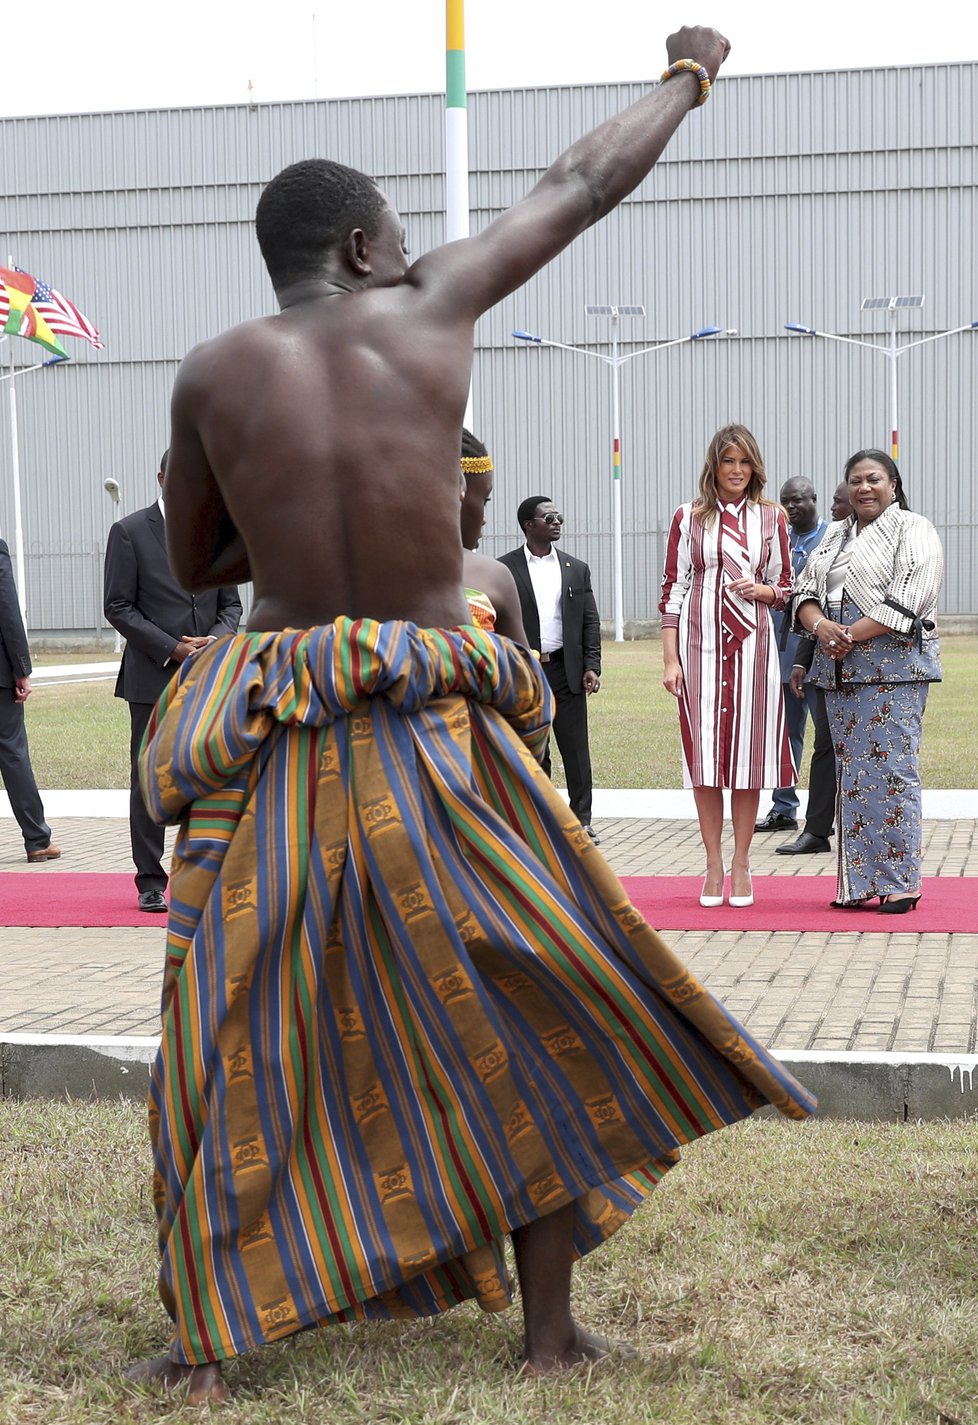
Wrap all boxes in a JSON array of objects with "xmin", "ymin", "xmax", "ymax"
[
  {"xmin": 464, "ymin": 586, "xmax": 496, "ymax": 631},
  {"xmin": 139, "ymin": 618, "xmax": 814, "ymax": 1366}
]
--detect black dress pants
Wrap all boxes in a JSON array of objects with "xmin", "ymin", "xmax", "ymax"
[
  {"xmin": 0, "ymin": 686, "xmax": 51, "ymax": 852},
  {"xmin": 803, "ymin": 686, "xmax": 836, "ymax": 840},
  {"xmin": 128, "ymin": 700, "xmax": 167, "ymax": 893},
  {"xmin": 540, "ymin": 657, "xmax": 594, "ymax": 827}
]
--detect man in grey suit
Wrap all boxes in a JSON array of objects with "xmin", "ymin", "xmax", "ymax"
[
  {"xmin": 499, "ymin": 497, "xmax": 602, "ymax": 841},
  {"xmin": 0, "ymin": 537, "xmax": 60, "ymax": 862},
  {"xmin": 104, "ymin": 450, "xmax": 242, "ymax": 910}
]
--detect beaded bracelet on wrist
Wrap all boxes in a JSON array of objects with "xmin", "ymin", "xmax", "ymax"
[{"xmin": 659, "ymin": 59, "xmax": 712, "ymax": 106}]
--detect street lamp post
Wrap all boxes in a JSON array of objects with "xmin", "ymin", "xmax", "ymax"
[
  {"xmin": 514, "ymin": 311, "xmax": 733, "ymax": 640},
  {"xmin": 786, "ymin": 296, "xmax": 978, "ymax": 462},
  {"xmin": 103, "ymin": 477, "xmax": 123, "ymax": 653}
]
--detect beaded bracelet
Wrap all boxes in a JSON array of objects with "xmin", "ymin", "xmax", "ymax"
[{"xmin": 659, "ymin": 58, "xmax": 712, "ymax": 106}]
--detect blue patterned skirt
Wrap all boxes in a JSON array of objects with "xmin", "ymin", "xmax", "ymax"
[{"xmin": 825, "ymin": 680, "xmax": 929, "ymax": 903}]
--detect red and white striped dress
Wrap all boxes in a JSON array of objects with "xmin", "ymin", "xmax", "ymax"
[{"xmin": 659, "ymin": 498, "xmax": 795, "ymax": 790}]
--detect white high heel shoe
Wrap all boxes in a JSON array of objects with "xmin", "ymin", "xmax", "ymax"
[
  {"xmin": 729, "ymin": 868, "xmax": 754, "ymax": 908},
  {"xmin": 700, "ymin": 865, "xmax": 726, "ymax": 908}
]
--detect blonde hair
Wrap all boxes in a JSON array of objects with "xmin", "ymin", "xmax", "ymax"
[{"xmin": 693, "ymin": 423, "xmax": 772, "ymax": 527}]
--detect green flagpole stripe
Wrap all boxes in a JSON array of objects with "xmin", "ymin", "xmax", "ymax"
[{"xmin": 446, "ymin": 51, "xmax": 467, "ymax": 109}]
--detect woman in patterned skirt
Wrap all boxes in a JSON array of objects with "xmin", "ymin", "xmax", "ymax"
[
  {"xmin": 660, "ymin": 424, "xmax": 794, "ymax": 908},
  {"xmin": 792, "ymin": 450, "xmax": 943, "ymax": 913}
]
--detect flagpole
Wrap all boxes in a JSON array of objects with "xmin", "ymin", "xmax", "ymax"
[
  {"xmin": 2, "ymin": 314, "xmax": 28, "ymax": 624},
  {"xmin": 1, "ymin": 351, "xmax": 67, "ymax": 630},
  {"xmin": 0, "ymin": 260, "xmax": 99, "ymax": 631},
  {"xmin": 446, "ymin": 0, "xmax": 473, "ymax": 425},
  {"xmin": 8, "ymin": 375, "xmax": 28, "ymax": 625}
]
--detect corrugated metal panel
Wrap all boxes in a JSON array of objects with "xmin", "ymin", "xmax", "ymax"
[{"xmin": 0, "ymin": 66, "xmax": 975, "ymax": 631}]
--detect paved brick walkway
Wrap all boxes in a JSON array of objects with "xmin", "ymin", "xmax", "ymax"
[{"xmin": 2, "ymin": 814, "xmax": 976, "ymax": 1056}]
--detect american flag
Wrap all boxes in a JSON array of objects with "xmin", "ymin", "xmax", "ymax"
[
  {"xmin": 0, "ymin": 266, "xmax": 67, "ymax": 357},
  {"xmin": 13, "ymin": 266, "xmax": 103, "ymax": 349}
]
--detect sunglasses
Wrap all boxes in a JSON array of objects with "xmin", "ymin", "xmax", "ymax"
[{"xmin": 538, "ymin": 512, "xmax": 564, "ymax": 525}]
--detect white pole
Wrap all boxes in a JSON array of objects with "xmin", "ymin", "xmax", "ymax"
[
  {"xmin": 4, "ymin": 254, "xmax": 29, "ymax": 627},
  {"xmin": 446, "ymin": 0, "xmax": 472, "ymax": 426},
  {"xmin": 7, "ymin": 372, "xmax": 28, "ymax": 625},
  {"xmin": 610, "ymin": 315, "xmax": 624, "ymax": 641},
  {"xmin": 111, "ymin": 501, "xmax": 122, "ymax": 654},
  {"xmin": 445, "ymin": 115, "xmax": 469, "ymax": 245}
]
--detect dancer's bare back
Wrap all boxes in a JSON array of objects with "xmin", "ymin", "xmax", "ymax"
[{"xmin": 168, "ymin": 275, "xmax": 477, "ymax": 631}]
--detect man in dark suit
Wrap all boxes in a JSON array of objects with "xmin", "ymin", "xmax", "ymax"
[
  {"xmin": 104, "ymin": 450, "xmax": 242, "ymax": 911},
  {"xmin": 499, "ymin": 497, "xmax": 602, "ymax": 840},
  {"xmin": 0, "ymin": 538, "xmax": 60, "ymax": 862}
]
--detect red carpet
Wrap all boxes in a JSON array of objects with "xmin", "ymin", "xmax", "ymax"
[
  {"xmin": 619, "ymin": 876, "xmax": 977, "ymax": 934},
  {"xmin": 1, "ymin": 871, "xmax": 974, "ymax": 932},
  {"xmin": 1, "ymin": 873, "xmax": 157, "ymax": 927}
]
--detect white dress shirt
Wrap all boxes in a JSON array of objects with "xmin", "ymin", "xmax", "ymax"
[{"xmin": 523, "ymin": 544, "xmax": 563, "ymax": 652}]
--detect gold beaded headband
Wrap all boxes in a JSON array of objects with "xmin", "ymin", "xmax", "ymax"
[{"xmin": 460, "ymin": 455, "xmax": 494, "ymax": 474}]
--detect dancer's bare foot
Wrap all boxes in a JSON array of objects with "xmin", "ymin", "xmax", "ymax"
[
  {"xmin": 513, "ymin": 1204, "xmax": 641, "ymax": 1378},
  {"xmin": 126, "ymin": 1356, "xmax": 229, "ymax": 1404},
  {"xmin": 520, "ymin": 1323, "xmax": 639, "ymax": 1376}
]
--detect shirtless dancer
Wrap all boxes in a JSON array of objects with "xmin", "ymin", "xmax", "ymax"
[{"xmin": 131, "ymin": 26, "xmax": 811, "ymax": 1403}]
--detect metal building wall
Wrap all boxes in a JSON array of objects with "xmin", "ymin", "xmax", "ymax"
[{"xmin": 0, "ymin": 62, "xmax": 975, "ymax": 634}]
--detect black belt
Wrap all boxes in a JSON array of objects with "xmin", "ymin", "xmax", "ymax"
[{"xmin": 540, "ymin": 648, "xmax": 563, "ymax": 663}]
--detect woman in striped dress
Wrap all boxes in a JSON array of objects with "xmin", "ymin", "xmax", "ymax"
[{"xmin": 660, "ymin": 425, "xmax": 794, "ymax": 907}]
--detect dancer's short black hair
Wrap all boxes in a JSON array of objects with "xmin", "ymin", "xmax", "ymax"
[
  {"xmin": 517, "ymin": 496, "xmax": 551, "ymax": 532},
  {"xmin": 255, "ymin": 159, "xmax": 387, "ymax": 288},
  {"xmin": 159, "ymin": 449, "xmax": 169, "ymax": 474}
]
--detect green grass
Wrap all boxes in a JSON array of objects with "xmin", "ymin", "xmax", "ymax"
[
  {"xmin": 2, "ymin": 1102, "xmax": 977, "ymax": 1424},
  {"xmin": 20, "ymin": 637, "xmax": 975, "ymax": 792},
  {"xmin": 24, "ymin": 677, "xmax": 131, "ymax": 789},
  {"xmin": 587, "ymin": 634, "xmax": 977, "ymax": 791}
]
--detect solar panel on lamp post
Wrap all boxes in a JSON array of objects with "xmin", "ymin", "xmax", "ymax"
[
  {"xmin": 786, "ymin": 297, "xmax": 978, "ymax": 462},
  {"xmin": 513, "ymin": 311, "xmax": 734, "ymax": 641}
]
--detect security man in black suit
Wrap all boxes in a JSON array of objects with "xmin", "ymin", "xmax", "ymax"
[
  {"xmin": 0, "ymin": 537, "xmax": 60, "ymax": 862},
  {"xmin": 499, "ymin": 496, "xmax": 602, "ymax": 840},
  {"xmin": 104, "ymin": 450, "xmax": 243, "ymax": 911}
]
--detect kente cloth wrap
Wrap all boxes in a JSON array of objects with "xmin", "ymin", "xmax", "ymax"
[
  {"xmin": 464, "ymin": 587, "xmax": 496, "ymax": 632},
  {"xmin": 139, "ymin": 618, "xmax": 814, "ymax": 1366}
]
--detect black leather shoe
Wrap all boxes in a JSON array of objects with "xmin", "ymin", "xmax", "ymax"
[
  {"xmin": 754, "ymin": 810, "xmax": 798, "ymax": 832},
  {"xmin": 583, "ymin": 824, "xmax": 601, "ymax": 845},
  {"xmin": 776, "ymin": 831, "xmax": 832, "ymax": 855},
  {"xmin": 138, "ymin": 890, "xmax": 168, "ymax": 913}
]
